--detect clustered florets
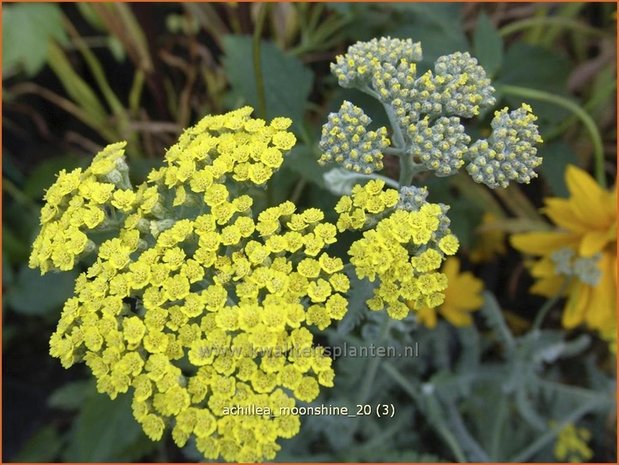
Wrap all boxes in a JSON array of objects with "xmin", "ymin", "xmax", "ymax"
[
  {"xmin": 31, "ymin": 35, "xmax": 544, "ymax": 465},
  {"xmin": 466, "ymin": 104, "xmax": 543, "ymax": 188},
  {"xmin": 29, "ymin": 142, "xmax": 130, "ymax": 273},
  {"xmin": 31, "ymin": 103, "xmax": 464, "ymax": 463},
  {"xmin": 318, "ymin": 101, "xmax": 389, "ymax": 174},
  {"xmin": 35, "ymin": 108, "xmax": 356, "ymax": 462},
  {"xmin": 331, "ymin": 37, "xmax": 423, "ymax": 89},
  {"xmin": 397, "ymin": 185, "xmax": 427, "ymax": 210},
  {"xmin": 335, "ymin": 180, "xmax": 459, "ymax": 320},
  {"xmin": 321, "ymin": 37, "xmax": 542, "ymax": 190},
  {"xmin": 422, "ymin": 51, "xmax": 496, "ymax": 119},
  {"xmin": 408, "ymin": 116, "xmax": 471, "ymax": 176}
]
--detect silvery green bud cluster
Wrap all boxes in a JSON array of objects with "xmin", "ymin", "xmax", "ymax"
[
  {"xmin": 322, "ymin": 37, "xmax": 542, "ymax": 191},
  {"xmin": 319, "ymin": 101, "xmax": 389, "ymax": 174},
  {"xmin": 397, "ymin": 185, "xmax": 429, "ymax": 211},
  {"xmin": 415, "ymin": 52, "xmax": 496, "ymax": 119},
  {"xmin": 408, "ymin": 116, "xmax": 471, "ymax": 176},
  {"xmin": 466, "ymin": 104, "xmax": 543, "ymax": 189},
  {"xmin": 370, "ymin": 60, "xmax": 420, "ymax": 128},
  {"xmin": 551, "ymin": 247, "xmax": 602, "ymax": 286},
  {"xmin": 331, "ymin": 37, "xmax": 422, "ymax": 89}
]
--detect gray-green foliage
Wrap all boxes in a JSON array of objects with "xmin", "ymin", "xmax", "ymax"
[{"xmin": 276, "ymin": 290, "xmax": 615, "ymax": 462}]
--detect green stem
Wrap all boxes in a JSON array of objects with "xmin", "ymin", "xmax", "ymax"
[
  {"xmin": 398, "ymin": 154, "xmax": 416, "ymax": 187},
  {"xmin": 499, "ymin": 16, "xmax": 607, "ymax": 39},
  {"xmin": 357, "ymin": 314, "xmax": 391, "ymax": 405},
  {"xmin": 444, "ymin": 398, "xmax": 489, "ymax": 461},
  {"xmin": 382, "ymin": 102, "xmax": 405, "ymax": 149},
  {"xmin": 382, "ymin": 363, "xmax": 467, "ymax": 463},
  {"xmin": 498, "ymin": 84, "xmax": 606, "ymax": 188},
  {"xmin": 252, "ymin": 4, "xmax": 269, "ymax": 120},
  {"xmin": 509, "ymin": 398, "xmax": 603, "ymax": 462},
  {"xmin": 490, "ymin": 395, "xmax": 508, "ymax": 460},
  {"xmin": 128, "ymin": 69, "xmax": 145, "ymax": 116},
  {"xmin": 544, "ymin": 78, "xmax": 617, "ymax": 142},
  {"xmin": 531, "ymin": 278, "xmax": 569, "ymax": 331},
  {"xmin": 2, "ymin": 178, "xmax": 37, "ymax": 210}
]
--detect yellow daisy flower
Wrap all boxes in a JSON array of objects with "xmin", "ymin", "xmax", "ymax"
[
  {"xmin": 415, "ymin": 257, "xmax": 484, "ymax": 328},
  {"xmin": 510, "ymin": 165, "xmax": 616, "ymax": 345},
  {"xmin": 469, "ymin": 212, "xmax": 507, "ymax": 263}
]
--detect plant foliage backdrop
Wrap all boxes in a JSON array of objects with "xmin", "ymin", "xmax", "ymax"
[{"xmin": 2, "ymin": 2, "xmax": 617, "ymax": 462}]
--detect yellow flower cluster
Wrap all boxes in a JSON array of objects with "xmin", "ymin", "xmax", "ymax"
[
  {"xmin": 29, "ymin": 142, "xmax": 130, "ymax": 273},
  {"xmin": 36, "ymin": 108, "xmax": 351, "ymax": 462},
  {"xmin": 334, "ymin": 179, "xmax": 400, "ymax": 231},
  {"xmin": 553, "ymin": 423, "xmax": 593, "ymax": 462},
  {"xmin": 338, "ymin": 180, "xmax": 459, "ymax": 319}
]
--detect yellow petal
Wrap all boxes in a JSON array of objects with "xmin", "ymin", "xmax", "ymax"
[
  {"xmin": 530, "ymin": 275, "xmax": 565, "ymax": 297},
  {"xmin": 579, "ymin": 229, "xmax": 612, "ymax": 257},
  {"xmin": 544, "ymin": 198, "xmax": 589, "ymax": 233},
  {"xmin": 417, "ymin": 307, "xmax": 437, "ymax": 328},
  {"xmin": 440, "ymin": 306, "xmax": 473, "ymax": 327},
  {"xmin": 584, "ymin": 253, "xmax": 616, "ymax": 330},
  {"xmin": 447, "ymin": 274, "xmax": 483, "ymax": 310},
  {"xmin": 530, "ymin": 256, "xmax": 558, "ymax": 279},
  {"xmin": 510, "ymin": 231, "xmax": 577, "ymax": 256},
  {"xmin": 442, "ymin": 257, "xmax": 460, "ymax": 279},
  {"xmin": 562, "ymin": 282, "xmax": 589, "ymax": 328},
  {"xmin": 565, "ymin": 165, "xmax": 612, "ymax": 229}
]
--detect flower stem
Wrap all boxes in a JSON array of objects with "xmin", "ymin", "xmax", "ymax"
[
  {"xmin": 509, "ymin": 398, "xmax": 603, "ymax": 462},
  {"xmin": 382, "ymin": 362, "xmax": 468, "ymax": 462},
  {"xmin": 498, "ymin": 84, "xmax": 607, "ymax": 188},
  {"xmin": 380, "ymin": 103, "xmax": 417, "ymax": 187},
  {"xmin": 252, "ymin": 4, "xmax": 269, "ymax": 119},
  {"xmin": 499, "ymin": 16, "xmax": 607, "ymax": 39},
  {"xmin": 357, "ymin": 314, "xmax": 391, "ymax": 405},
  {"xmin": 531, "ymin": 278, "xmax": 570, "ymax": 331}
]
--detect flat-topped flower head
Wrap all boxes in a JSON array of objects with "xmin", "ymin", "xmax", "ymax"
[
  {"xmin": 414, "ymin": 52, "xmax": 496, "ymax": 119},
  {"xmin": 327, "ymin": 38, "xmax": 540, "ymax": 187},
  {"xmin": 29, "ymin": 142, "xmax": 130, "ymax": 274},
  {"xmin": 319, "ymin": 101, "xmax": 389, "ymax": 174},
  {"xmin": 331, "ymin": 37, "xmax": 422, "ymax": 88},
  {"xmin": 407, "ymin": 116, "xmax": 471, "ymax": 176},
  {"xmin": 340, "ymin": 181, "xmax": 458, "ymax": 320},
  {"xmin": 33, "ymin": 108, "xmax": 351, "ymax": 463},
  {"xmin": 466, "ymin": 104, "xmax": 543, "ymax": 188}
]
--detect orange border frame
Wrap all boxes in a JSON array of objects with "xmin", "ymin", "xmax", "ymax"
[{"xmin": 0, "ymin": 1, "xmax": 617, "ymax": 464}]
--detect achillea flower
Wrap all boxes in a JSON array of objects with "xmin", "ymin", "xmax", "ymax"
[
  {"xmin": 466, "ymin": 104, "xmax": 543, "ymax": 189},
  {"xmin": 511, "ymin": 165, "xmax": 616, "ymax": 348},
  {"xmin": 319, "ymin": 101, "xmax": 389, "ymax": 174},
  {"xmin": 331, "ymin": 37, "xmax": 422, "ymax": 89},
  {"xmin": 29, "ymin": 142, "xmax": 129, "ymax": 273},
  {"xmin": 34, "ymin": 108, "xmax": 351, "ymax": 463},
  {"xmin": 325, "ymin": 39, "xmax": 541, "ymax": 189},
  {"xmin": 414, "ymin": 257, "xmax": 483, "ymax": 328},
  {"xmin": 340, "ymin": 180, "xmax": 459, "ymax": 320},
  {"xmin": 553, "ymin": 422, "xmax": 593, "ymax": 462},
  {"xmin": 408, "ymin": 116, "xmax": 471, "ymax": 176}
]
